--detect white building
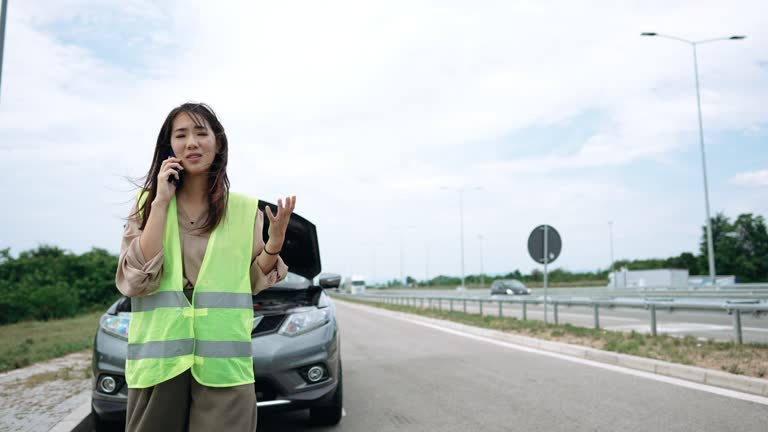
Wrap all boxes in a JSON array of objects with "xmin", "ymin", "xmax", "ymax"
[{"xmin": 607, "ymin": 268, "xmax": 689, "ymax": 289}]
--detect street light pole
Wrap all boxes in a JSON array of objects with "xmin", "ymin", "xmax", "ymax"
[
  {"xmin": 441, "ymin": 186, "xmax": 482, "ymax": 289},
  {"xmin": 459, "ymin": 189, "xmax": 465, "ymax": 289},
  {"xmin": 0, "ymin": 0, "xmax": 9, "ymax": 101},
  {"xmin": 478, "ymin": 234, "xmax": 485, "ymax": 288},
  {"xmin": 399, "ymin": 230, "xmax": 404, "ymax": 286},
  {"xmin": 371, "ymin": 246, "xmax": 377, "ymax": 284},
  {"xmin": 395, "ymin": 225, "xmax": 416, "ymax": 287},
  {"xmin": 608, "ymin": 221, "xmax": 616, "ymax": 288},
  {"xmin": 641, "ymin": 32, "xmax": 746, "ymax": 286}
]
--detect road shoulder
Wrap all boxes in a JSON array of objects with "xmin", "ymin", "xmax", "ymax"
[{"xmin": 0, "ymin": 350, "xmax": 92, "ymax": 432}]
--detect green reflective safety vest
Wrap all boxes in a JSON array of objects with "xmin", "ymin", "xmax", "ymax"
[{"xmin": 126, "ymin": 192, "xmax": 258, "ymax": 388}]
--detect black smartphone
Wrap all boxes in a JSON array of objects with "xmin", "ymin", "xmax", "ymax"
[{"xmin": 168, "ymin": 148, "xmax": 181, "ymax": 185}]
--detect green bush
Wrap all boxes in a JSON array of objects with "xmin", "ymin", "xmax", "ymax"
[{"xmin": 0, "ymin": 246, "xmax": 121, "ymax": 325}]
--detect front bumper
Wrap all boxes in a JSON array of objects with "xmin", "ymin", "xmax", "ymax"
[{"xmin": 91, "ymin": 317, "xmax": 340, "ymax": 416}]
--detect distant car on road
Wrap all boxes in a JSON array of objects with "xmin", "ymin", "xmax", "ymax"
[
  {"xmin": 91, "ymin": 202, "xmax": 344, "ymax": 431},
  {"xmin": 490, "ymin": 279, "xmax": 531, "ymax": 295}
]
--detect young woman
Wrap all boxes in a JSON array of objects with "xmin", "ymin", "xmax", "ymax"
[{"xmin": 116, "ymin": 102, "xmax": 295, "ymax": 432}]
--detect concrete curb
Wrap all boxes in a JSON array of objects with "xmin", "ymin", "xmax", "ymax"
[
  {"xmin": 337, "ymin": 299, "xmax": 768, "ymax": 398},
  {"xmin": 48, "ymin": 396, "xmax": 91, "ymax": 432}
]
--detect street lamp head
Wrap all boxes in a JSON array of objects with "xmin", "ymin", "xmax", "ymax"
[
  {"xmin": 640, "ymin": 32, "xmax": 657, "ymax": 36},
  {"xmin": 729, "ymin": 35, "xmax": 746, "ymax": 40}
]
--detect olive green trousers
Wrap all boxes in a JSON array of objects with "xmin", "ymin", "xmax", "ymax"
[{"xmin": 126, "ymin": 369, "xmax": 257, "ymax": 432}]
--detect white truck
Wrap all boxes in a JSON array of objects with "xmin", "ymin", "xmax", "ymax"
[{"xmin": 343, "ymin": 275, "xmax": 366, "ymax": 295}]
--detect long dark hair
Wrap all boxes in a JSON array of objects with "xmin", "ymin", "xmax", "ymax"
[{"xmin": 132, "ymin": 102, "xmax": 230, "ymax": 233}]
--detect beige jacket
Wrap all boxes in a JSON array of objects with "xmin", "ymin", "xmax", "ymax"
[{"xmin": 116, "ymin": 202, "xmax": 288, "ymax": 301}]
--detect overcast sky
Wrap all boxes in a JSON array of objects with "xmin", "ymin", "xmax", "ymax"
[{"xmin": 1, "ymin": 0, "xmax": 766, "ymax": 282}]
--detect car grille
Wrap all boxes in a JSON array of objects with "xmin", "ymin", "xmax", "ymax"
[
  {"xmin": 254, "ymin": 378, "xmax": 278, "ymax": 401},
  {"xmin": 252, "ymin": 314, "xmax": 286, "ymax": 337}
]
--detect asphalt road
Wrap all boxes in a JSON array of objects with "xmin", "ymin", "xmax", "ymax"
[{"xmin": 257, "ymin": 300, "xmax": 768, "ymax": 431}]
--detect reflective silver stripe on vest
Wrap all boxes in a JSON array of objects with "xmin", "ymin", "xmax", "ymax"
[
  {"xmin": 194, "ymin": 292, "xmax": 253, "ymax": 310},
  {"xmin": 127, "ymin": 339, "xmax": 195, "ymax": 360},
  {"xmin": 131, "ymin": 291, "xmax": 188, "ymax": 312},
  {"xmin": 195, "ymin": 340, "xmax": 253, "ymax": 358}
]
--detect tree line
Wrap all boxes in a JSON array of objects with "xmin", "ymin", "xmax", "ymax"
[
  {"xmin": 614, "ymin": 213, "xmax": 767, "ymax": 282},
  {"xmin": 383, "ymin": 212, "xmax": 768, "ymax": 287},
  {"xmin": 0, "ymin": 246, "xmax": 120, "ymax": 325}
]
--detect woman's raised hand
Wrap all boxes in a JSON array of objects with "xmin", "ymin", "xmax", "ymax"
[
  {"xmin": 266, "ymin": 196, "xmax": 296, "ymax": 245},
  {"xmin": 155, "ymin": 157, "xmax": 183, "ymax": 204}
]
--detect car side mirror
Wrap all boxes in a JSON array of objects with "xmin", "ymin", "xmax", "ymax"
[{"xmin": 319, "ymin": 273, "xmax": 341, "ymax": 289}]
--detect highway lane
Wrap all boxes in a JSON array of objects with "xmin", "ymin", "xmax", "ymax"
[
  {"xmin": 375, "ymin": 295, "xmax": 768, "ymax": 344},
  {"xmin": 257, "ymin": 300, "xmax": 767, "ymax": 431}
]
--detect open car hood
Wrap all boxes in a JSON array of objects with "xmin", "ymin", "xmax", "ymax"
[{"xmin": 259, "ymin": 200, "xmax": 321, "ymax": 280}]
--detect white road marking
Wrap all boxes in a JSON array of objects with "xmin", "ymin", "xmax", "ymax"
[
  {"xmin": 342, "ymin": 408, "xmax": 347, "ymax": 417},
  {"xmin": 508, "ymin": 309, "xmax": 768, "ymax": 333},
  {"xmin": 606, "ymin": 324, "xmax": 768, "ymax": 334},
  {"xmin": 529, "ymin": 311, "xmax": 638, "ymax": 322},
  {"xmin": 341, "ymin": 302, "xmax": 768, "ymax": 406},
  {"xmin": 607, "ymin": 323, "xmax": 732, "ymax": 333}
]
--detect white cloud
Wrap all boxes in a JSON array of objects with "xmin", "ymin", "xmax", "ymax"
[
  {"xmin": 729, "ymin": 169, "xmax": 768, "ymax": 186},
  {"xmin": 1, "ymin": 0, "xmax": 767, "ymax": 280}
]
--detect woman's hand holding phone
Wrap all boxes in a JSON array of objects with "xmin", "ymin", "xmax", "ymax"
[{"xmin": 155, "ymin": 156, "xmax": 183, "ymax": 205}]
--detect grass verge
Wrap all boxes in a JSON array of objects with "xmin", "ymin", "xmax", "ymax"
[
  {"xmin": 336, "ymin": 296, "xmax": 768, "ymax": 379},
  {"xmin": 0, "ymin": 309, "xmax": 104, "ymax": 373}
]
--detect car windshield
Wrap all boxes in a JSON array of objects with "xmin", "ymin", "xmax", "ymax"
[{"xmin": 503, "ymin": 280, "xmax": 524, "ymax": 288}]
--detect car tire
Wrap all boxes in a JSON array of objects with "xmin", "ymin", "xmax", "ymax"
[
  {"xmin": 309, "ymin": 364, "xmax": 343, "ymax": 426},
  {"xmin": 92, "ymin": 406, "xmax": 124, "ymax": 432}
]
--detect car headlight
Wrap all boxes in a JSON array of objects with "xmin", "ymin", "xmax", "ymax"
[
  {"xmin": 100, "ymin": 313, "xmax": 131, "ymax": 339},
  {"xmin": 278, "ymin": 307, "xmax": 330, "ymax": 337}
]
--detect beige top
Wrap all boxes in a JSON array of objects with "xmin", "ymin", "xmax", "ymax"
[{"xmin": 116, "ymin": 200, "xmax": 288, "ymax": 301}]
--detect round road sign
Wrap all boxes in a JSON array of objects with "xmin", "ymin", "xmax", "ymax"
[{"xmin": 527, "ymin": 225, "xmax": 562, "ymax": 264}]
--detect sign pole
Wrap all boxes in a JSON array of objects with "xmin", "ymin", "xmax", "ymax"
[
  {"xmin": 543, "ymin": 225, "xmax": 549, "ymax": 325},
  {"xmin": 527, "ymin": 224, "xmax": 561, "ymax": 326}
]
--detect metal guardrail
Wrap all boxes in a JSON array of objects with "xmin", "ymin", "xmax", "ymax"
[
  {"xmin": 333, "ymin": 292, "xmax": 768, "ymax": 345},
  {"xmin": 378, "ymin": 284, "xmax": 768, "ymax": 299}
]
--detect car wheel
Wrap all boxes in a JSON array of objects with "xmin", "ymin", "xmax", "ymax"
[
  {"xmin": 309, "ymin": 364, "xmax": 343, "ymax": 426},
  {"xmin": 92, "ymin": 406, "xmax": 124, "ymax": 432}
]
